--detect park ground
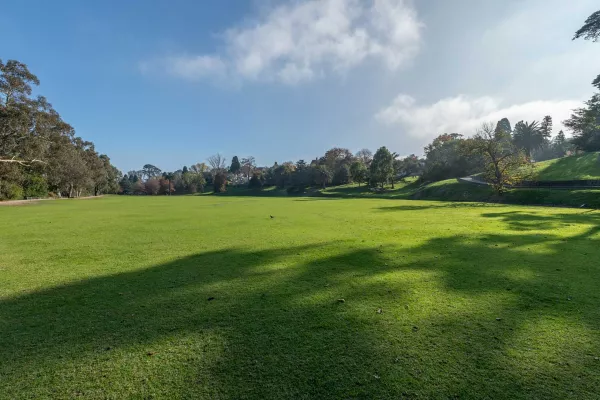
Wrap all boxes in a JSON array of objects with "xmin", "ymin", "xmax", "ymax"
[{"xmin": 1, "ymin": 195, "xmax": 599, "ymax": 399}]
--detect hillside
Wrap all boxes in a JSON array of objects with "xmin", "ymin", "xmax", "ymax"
[{"xmin": 532, "ymin": 152, "xmax": 600, "ymax": 181}]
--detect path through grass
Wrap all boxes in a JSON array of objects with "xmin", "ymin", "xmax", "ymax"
[{"xmin": 1, "ymin": 196, "xmax": 599, "ymax": 399}]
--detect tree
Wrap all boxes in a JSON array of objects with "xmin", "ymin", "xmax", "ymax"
[
  {"xmin": 332, "ymin": 164, "xmax": 351, "ymax": 186},
  {"xmin": 349, "ymin": 161, "xmax": 368, "ymax": 186},
  {"xmin": 564, "ymin": 79, "xmax": 600, "ymax": 151},
  {"xmin": 495, "ymin": 118, "xmax": 512, "ymax": 137},
  {"xmin": 213, "ymin": 171, "xmax": 227, "ymax": 193},
  {"xmin": 395, "ymin": 155, "xmax": 424, "ymax": 180},
  {"xmin": 422, "ymin": 134, "xmax": 481, "ymax": 182},
  {"xmin": 144, "ymin": 179, "xmax": 160, "ymax": 195},
  {"xmin": 540, "ymin": 116, "xmax": 553, "ymax": 139},
  {"xmin": 574, "ymin": 10, "xmax": 600, "ymax": 41},
  {"xmin": 182, "ymin": 166, "xmax": 189, "ymax": 174},
  {"xmin": 240, "ymin": 156, "xmax": 255, "ymax": 180},
  {"xmin": 355, "ymin": 149, "xmax": 373, "ymax": 166},
  {"xmin": 163, "ymin": 172, "xmax": 175, "ymax": 195},
  {"xmin": 370, "ymin": 147, "xmax": 394, "ymax": 188},
  {"xmin": 312, "ymin": 165, "xmax": 332, "ymax": 188},
  {"xmin": 512, "ymin": 120, "xmax": 544, "ymax": 158},
  {"xmin": 465, "ymin": 123, "xmax": 530, "ymax": 194},
  {"xmin": 248, "ymin": 172, "xmax": 263, "ymax": 189},
  {"xmin": 207, "ymin": 154, "xmax": 226, "ymax": 176},
  {"xmin": 142, "ymin": 164, "xmax": 162, "ymax": 180},
  {"xmin": 229, "ymin": 156, "xmax": 241, "ymax": 175}
]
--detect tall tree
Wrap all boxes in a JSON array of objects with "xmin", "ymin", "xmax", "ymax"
[
  {"xmin": 370, "ymin": 147, "xmax": 394, "ymax": 188},
  {"xmin": 495, "ymin": 118, "xmax": 512, "ymax": 137},
  {"xmin": 512, "ymin": 120, "xmax": 544, "ymax": 157},
  {"xmin": 540, "ymin": 116, "xmax": 553, "ymax": 139},
  {"xmin": 207, "ymin": 154, "xmax": 226, "ymax": 176},
  {"xmin": 229, "ymin": 156, "xmax": 241, "ymax": 175},
  {"xmin": 240, "ymin": 156, "xmax": 256, "ymax": 180},
  {"xmin": 349, "ymin": 161, "xmax": 368, "ymax": 186},
  {"xmin": 142, "ymin": 164, "xmax": 162, "ymax": 180},
  {"xmin": 573, "ymin": 10, "xmax": 600, "ymax": 41}
]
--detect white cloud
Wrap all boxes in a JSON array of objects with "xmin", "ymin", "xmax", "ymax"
[
  {"xmin": 159, "ymin": 0, "xmax": 422, "ymax": 84},
  {"xmin": 376, "ymin": 94, "xmax": 582, "ymax": 139}
]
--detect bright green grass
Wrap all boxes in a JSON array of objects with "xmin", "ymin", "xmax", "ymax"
[
  {"xmin": 1, "ymin": 196, "xmax": 600, "ymax": 399},
  {"xmin": 532, "ymin": 152, "xmax": 600, "ymax": 181}
]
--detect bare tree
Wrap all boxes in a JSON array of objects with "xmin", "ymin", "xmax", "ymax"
[
  {"xmin": 240, "ymin": 156, "xmax": 256, "ymax": 180},
  {"xmin": 355, "ymin": 148, "xmax": 373, "ymax": 166},
  {"xmin": 465, "ymin": 122, "xmax": 530, "ymax": 194},
  {"xmin": 207, "ymin": 153, "xmax": 227, "ymax": 176}
]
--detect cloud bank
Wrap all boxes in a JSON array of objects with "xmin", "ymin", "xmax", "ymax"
[
  {"xmin": 376, "ymin": 94, "xmax": 581, "ymax": 140},
  {"xmin": 154, "ymin": 0, "xmax": 422, "ymax": 84}
]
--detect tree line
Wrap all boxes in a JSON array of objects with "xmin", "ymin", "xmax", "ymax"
[{"xmin": 0, "ymin": 60, "xmax": 120, "ymax": 200}]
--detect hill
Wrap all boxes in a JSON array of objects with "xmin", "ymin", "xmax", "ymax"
[{"xmin": 532, "ymin": 152, "xmax": 600, "ymax": 181}]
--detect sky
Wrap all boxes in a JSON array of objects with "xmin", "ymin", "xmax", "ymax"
[{"xmin": 1, "ymin": 0, "xmax": 598, "ymax": 172}]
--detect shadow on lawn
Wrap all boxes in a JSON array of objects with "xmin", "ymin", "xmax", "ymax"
[{"xmin": 1, "ymin": 219, "xmax": 600, "ymax": 398}]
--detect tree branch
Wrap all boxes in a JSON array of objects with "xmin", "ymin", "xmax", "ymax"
[{"xmin": 0, "ymin": 156, "xmax": 46, "ymax": 166}]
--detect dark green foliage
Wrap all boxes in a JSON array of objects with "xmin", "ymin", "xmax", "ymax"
[
  {"xmin": 370, "ymin": 147, "xmax": 394, "ymax": 188},
  {"xmin": 248, "ymin": 172, "xmax": 263, "ymax": 189},
  {"xmin": 349, "ymin": 161, "xmax": 368, "ymax": 186},
  {"xmin": 213, "ymin": 171, "xmax": 227, "ymax": 193},
  {"xmin": 23, "ymin": 174, "xmax": 48, "ymax": 198},
  {"xmin": 332, "ymin": 164, "xmax": 350, "ymax": 186},
  {"xmin": 312, "ymin": 165, "xmax": 332, "ymax": 188},
  {"xmin": 573, "ymin": 10, "xmax": 600, "ymax": 41},
  {"xmin": 229, "ymin": 156, "xmax": 241, "ymax": 174},
  {"xmin": 422, "ymin": 134, "xmax": 482, "ymax": 182},
  {"xmin": 495, "ymin": 118, "xmax": 512, "ymax": 136},
  {"xmin": 512, "ymin": 120, "xmax": 545, "ymax": 157}
]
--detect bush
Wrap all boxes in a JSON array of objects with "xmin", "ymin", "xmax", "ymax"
[
  {"xmin": 248, "ymin": 173, "xmax": 263, "ymax": 189},
  {"xmin": 24, "ymin": 175, "xmax": 48, "ymax": 198},
  {"xmin": 0, "ymin": 182, "xmax": 24, "ymax": 200},
  {"xmin": 213, "ymin": 172, "xmax": 227, "ymax": 193}
]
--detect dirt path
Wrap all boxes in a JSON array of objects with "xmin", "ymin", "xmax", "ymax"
[{"xmin": 0, "ymin": 196, "xmax": 103, "ymax": 206}]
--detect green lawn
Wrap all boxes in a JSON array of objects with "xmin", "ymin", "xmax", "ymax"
[
  {"xmin": 533, "ymin": 152, "xmax": 600, "ymax": 181},
  {"xmin": 1, "ymin": 196, "xmax": 599, "ymax": 399}
]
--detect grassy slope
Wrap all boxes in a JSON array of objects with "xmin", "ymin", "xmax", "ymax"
[
  {"xmin": 532, "ymin": 152, "xmax": 600, "ymax": 181},
  {"xmin": 1, "ymin": 196, "xmax": 599, "ymax": 399}
]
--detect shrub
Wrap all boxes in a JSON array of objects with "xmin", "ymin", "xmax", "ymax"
[
  {"xmin": 0, "ymin": 182, "xmax": 24, "ymax": 200},
  {"xmin": 24, "ymin": 175, "xmax": 48, "ymax": 198},
  {"xmin": 213, "ymin": 172, "xmax": 227, "ymax": 193},
  {"xmin": 248, "ymin": 173, "xmax": 263, "ymax": 189}
]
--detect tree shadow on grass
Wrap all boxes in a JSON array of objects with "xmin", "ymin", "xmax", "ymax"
[{"xmin": 1, "ymin": 228, "xmax": 600, "ymax": 398}]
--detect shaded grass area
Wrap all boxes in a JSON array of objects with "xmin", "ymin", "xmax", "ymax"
[
  {"xmin": 532, "ymin": 152, "xmax": 600, "ymax": 181},
  {"xmin": 1, "ymin": 196, "xmax": 600, "ymax": 399}
]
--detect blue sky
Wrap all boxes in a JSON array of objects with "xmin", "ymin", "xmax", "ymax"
[{"xmin": 1, "ymin": 0, "xmax": 598, "ymax": 172}]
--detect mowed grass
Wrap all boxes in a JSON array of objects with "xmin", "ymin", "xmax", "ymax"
[
  {"xmin": 1, "ymin": 196, "xmax": 599, "ymax": 399},
  {"xmin": 533, "ymin": 152, "xmax": 600, "ymax": 181}
]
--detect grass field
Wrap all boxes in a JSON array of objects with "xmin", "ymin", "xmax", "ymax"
[
  {"xmin": 533, "ymin": 152, "xmax": 600, "ymax": 181},
  {"xmin": 1, "ymin": 196, "xmax": 600, "ymax": 399}
]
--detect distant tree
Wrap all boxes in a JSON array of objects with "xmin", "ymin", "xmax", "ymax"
[
  {"xmin": 162, "ymin": 172, "xmax": 174, "ymax": 195},
  {"xmin": 422, "ymin": 134, "xmax": 482, "ymax": 182},
  {"xmin": 213, "ymin": 171, "xmax": 227, "ymax": 193},
  {"xmin": 332, "ymin": 164, "xmax": 351, "ymax": 186},
  {"xmin": 274, "ymin": 162, "xmax": 295, "ymax": 188},
  {"xmin": 370, "ymin": 147, "xmax": 394, "ymax": 188},
  {"xmin": 395, "ymin": 154, "xmax": 424, "ymax": 180},
  {"xmin": 321, "ymin": 148, "xmax": 353, "ymax": 170},
  {"xmin": 240, "ymin": 156, "xmax": 256, "ymax": 179},
  {"xmin": 465, "ymin": 123, "xmax": 530, "ymax": 194},
  {"xmin": 349, "ymin": 161, "xmax": 368, "ymax": 186},
  {"xmin": 564, "ymin": 78, "xmax": 600, "ymax": 151},
  {"xmin": 142, "ymin": 164, "xmax": 162, "ymax": 180},
  {"xmin": 495, "ymin": 118, "xmax": 512, "ymax": 137},
  {"xmin": 229, "ymin": 156, "xmax": 241, "ymax": 175},
  {"xmin": 295, "ymin": 159, "xmax": 307, "ymax": 170},
  {"xmin": 573, "ymin": 10, "xmax": 600, "ymax": 41},
  {"xmin": 182, "ymin": 166, "xmax": 188, "ymax": 174},
  {"xmin": 512, "ymin": 120, "xmax": 544, "ymax": 158},
  {"xmin": 312, "ymin": 165, "xmax": 332, "ymax": 188},
  {"xmin": 207, "ymin": 154, "xmax": 226, "ymax": 176},
  {"xmin": 355, "ymin": 148, "xmax": 373, "ymax": 166},
  {"xmin": 144, "ymin": 178, "xmax": 160, "ymax": 195},
  {"xmin": 248, "ymin": 172, "xmax": 263, "ymax": 189},
  {"xmin": 540, "ymin": 116, "xmax": 553, "ymax": 139}
]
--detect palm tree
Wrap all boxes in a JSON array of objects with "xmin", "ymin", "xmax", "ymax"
[{"xmin": 512, "ymin": 120, "xmax": 545, "ymax": 158}]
